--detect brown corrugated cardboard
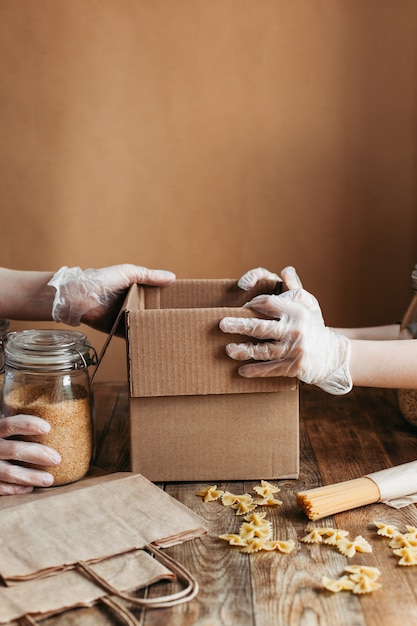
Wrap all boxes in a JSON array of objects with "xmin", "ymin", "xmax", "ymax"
[{"xmin": 125, "ymin": 279, "xmax": 299, "ymax": 482}]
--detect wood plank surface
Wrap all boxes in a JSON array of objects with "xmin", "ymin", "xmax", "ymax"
[{"xmin": 18, "ymin": 384, "xmax": 417, "ymax": 626}]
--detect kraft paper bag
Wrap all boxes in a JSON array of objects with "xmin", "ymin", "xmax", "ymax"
[
  {"xmin": 0, "ymin": 472, "xmax": 206, "ymax": 583},
  {"xmin": 0, "ymin": 472, "xmax": 207, "ymax": 624},
  {"xmin": 1, "ymin": 549, "xmax": 174, "ymax": 625}
]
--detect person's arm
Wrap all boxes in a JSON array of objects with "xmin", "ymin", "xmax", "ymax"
[
  {"xmin": 0, "ymin": 264, "xmax": 176, "ymax": 331},
  {"xmin": 220, "ymin": 266, "xmax": 417, "ymax": 394},
  {"xmin": 349, "ymin": 339, "xmax": 417, "ymax": 388},
  {"xmin": 0, "ymin": 263, "xmax": 176, "ymax": 496},
  {"xmin": 335, "ymin": 325, "xmax": 400, "ymax": 340},
  {"xmin": 238, "ymin": 267, "xmax": 401, "ymax": 342},
  {"xmin": 0, "ymin": 268, "xmax": 55, "ymax": 320}
]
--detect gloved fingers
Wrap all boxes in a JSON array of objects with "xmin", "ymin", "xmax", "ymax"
[
  {"xmin": 237, "ymin": 267, "xmax": 281, "ymax": 291},
  {"xmin": 49, "ymin": 264, "xmax": 176, "ymax": 330},
  {"xmin": 280, "ymin": 266, "xmax": 303, "ymax": 290},
  {"xmin": 93, "ymin": 265, "xmax": 176, "ymax": 291},
  {"xmin": 0, "ymin": 459, "xmax": 55, "ymax": 492},
  {"xmin": 0, "ymin": 414, "xmax": 52, "ymax": 438},
  {"xmin": 237, "ymin": 266, "xmax": 303, "ymax": 292},
  {"xmin": 130, "ymin": 266, "xmax": 176, "ymax": 286},
  {"xmin": 243, "ymin": 294, "xmax": 286, "ymax": 318},
  {"xmin": 0, "ymin": 435, "xmax": 61, "ymax": 467},
  {"xmin": 225, "ymin": 340, "xmax": 289, "ymax": 362},
  {"xmin": 0, "ymin": 415, "xmax": 61, "ymax": 489},
  {"xmin": 245, "ymin": 289, "xmax": 321, "ymax": 318},
  {"xmin": 0, "ymin": 482, "xmax": 34, "ymax": 495},
  {"xmin": 236, "ymin": 359, "xmax": 294, "ymax": 378},
  {"xmin": 220, "ymin": 316, "xmax": 285, "ymax": 340}
]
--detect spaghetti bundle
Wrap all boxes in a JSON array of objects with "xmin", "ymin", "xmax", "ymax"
[
  {"xmin": 297, "ymin": 477, "xmax": 380, "ymax": 521},
  {"xmin": 297, "ymin": 460, "xmax": 417, "ymax": 521}
]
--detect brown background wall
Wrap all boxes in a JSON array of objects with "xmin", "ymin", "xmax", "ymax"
[{"xmin": 1, "ymin": 0, "xmax": 417, "ymax": 381}]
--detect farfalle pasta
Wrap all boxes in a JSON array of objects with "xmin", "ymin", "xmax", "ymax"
[
  {"xmin": 322, "ymin": 565, "xmax": 381, "ymax": 595},
  {"xmin": 373, "ymin": 521, "xmax": 417, "ymax": 566},
  {"xmin": 196, "ymin": 484, "xmax": 388, "ymax": 592},
  {"xmin": 336, "ymin": 535, "xmax": 373, "ymax": 558},
  {"xmin": 197, "ymin": 481, "xmax": 283, "ymax": 516},
  {"xmin": 218, "ymin": 511, "xmax": 294, "ymax": 554},
  {"xmin": 253, "ymin": 480, "xmax": 283, "ymax": 506},
  {"xmin": 239, "ymin": 520, "xmax": 272, "ymax": 541},
  {"xmin": 299, "ymin": 527, "xmax": 327, "ymax": 544},
  {"xmin": 225, "ymin": 494, "xmax": 258, "ymax": 516},
  {"xmin": 322, "ymin": 529, "xmax": 349, "ymax": 545},
  {"xmin": 322, "ymin": 575, "xmax": 355, "ymax": 592},
  {"xmin": 345, "ymin": 565, "xmax": 381, "ymax": 580},
  {"xmin": 392, "ymin": 547, "xmax": 417, "ymax": 566},
  {"xmin": 299, "ymin": 527, "xmax": 372, "ymax": 557},
  {"xmin": 262, "ymin": 539, "xmax": 296, "ymax": 554},
  {"xmin": 244, "ymin": 511, "xmax": 269, "ymax": 526},
  {"xmin": 300, "ymin": 525, "xmax": 377, "ymax": 593},
  {"xmin": 217, "ymin": 533, "xmax": 246, "ymax": 547},
  {"xmin": 197, "ymin": 481, "xmax": 293, "ymax": 554},
  {"xmin": 253, "ymin": 480, "xmax": 281, "ymax": 498},
  {"xmin": 196, "ymin": 485, "xmax": 224, "ymax": 502},
  {"xmin": 373, "ymin": 521, "xmax": 400, "ymax": 538}
]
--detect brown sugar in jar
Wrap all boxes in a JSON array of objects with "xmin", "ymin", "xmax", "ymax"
[
  {"xmin": 3, "ymin": 381, "xmax": 93, "ymax": 485},
  {"xmin": 1, "ymin": 330, "xmax": 97, "ymax": 487}
]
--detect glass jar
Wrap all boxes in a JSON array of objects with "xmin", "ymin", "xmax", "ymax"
[
  {"xmin": 398, "ymin": 264, "xmax": 417, "ymax": 427},
  {"xmin": 0, "ymin": 319, "xmax": 10, "ymax": 394},
  {"xmin": 1, "ymin": 329, "xmax": 97, "ymax": 486}
]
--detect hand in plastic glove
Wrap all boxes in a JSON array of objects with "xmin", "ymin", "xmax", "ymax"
[
  {"xmin": 48, "ymin": 264, "xmax": 176, "ymax": 333},
  {"xmin": 219, "ymin": 284, "xmax": 353, "ymax": 395},
  {"xmin": 0, "ymin": 415, "xmax": 61, "ymax": 495},
  {"xmin": 238, "ymin": 265, "xmax": 302, "ymax": 291}
]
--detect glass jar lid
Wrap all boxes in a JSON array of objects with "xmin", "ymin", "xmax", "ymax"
[
  {"xmin": 412, "ymin": 265, "xmax": 417, "ymax": 291},
  {"xmin": 4, "ymin": 329, "xmax": 97, "ymax": 372},
  {"xmin": 0, "ymin": 319, "xmax": 10, "ymax": 338}
]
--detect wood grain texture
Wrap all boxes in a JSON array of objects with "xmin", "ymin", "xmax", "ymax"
[{"xmin": 31, "ymin": 384, "xmax": 417, "ymax": 626}]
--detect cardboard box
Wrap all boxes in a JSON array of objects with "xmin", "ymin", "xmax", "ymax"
[{"xmin": 124, "ymin": 279, "xmax": 299, "ymax": 482}]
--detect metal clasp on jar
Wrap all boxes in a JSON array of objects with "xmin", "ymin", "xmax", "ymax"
[{"xmin": 73, "ymin": 344, "xmax": 98, "ymax": 371}]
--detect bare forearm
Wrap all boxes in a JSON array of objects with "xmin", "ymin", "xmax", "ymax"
[
  {"xmin": 350, "ymin": 339, "xmax": 417, "ymax": 388},
  {"xmin": 335, "ymin": 325, "xmax": 400, "ymax": 340},
  {"xmin": 0, "ymin": 268, "xmax": 55, "ymax": 320}
]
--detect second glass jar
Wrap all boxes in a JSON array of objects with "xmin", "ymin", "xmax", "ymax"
[
  {"xmin": 398, "ymin": 264, "xmax": 417, "ymax": 427},
  {"xmin": 2, "ymin": 329, "xmax": 97, "ymax": 486}
]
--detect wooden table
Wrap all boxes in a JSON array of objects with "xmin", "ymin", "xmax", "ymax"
[{"xmin": 42, "ymin": 383, "xmax": 417, "ymax": 626}]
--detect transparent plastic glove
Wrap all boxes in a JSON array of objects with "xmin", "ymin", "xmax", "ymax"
[
  {"xmin": 48, "ymin": 264, "xmax": 176, "ymax": 332},
  {"xmin": 238, "ymin": 265, "xmax": 302, "ymax": 291},
  {"xmin": 238, "ymin": 267, "xmax": 282, "ymax": 291},
  {"xmin": 0, "ymin": 415, "xmax": 61, "ymax": 495},
  {"xmin": 219, "ymin": 287, "xmax": 353, "ymax": 395}
]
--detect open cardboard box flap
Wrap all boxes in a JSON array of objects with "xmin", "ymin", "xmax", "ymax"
[{"xmin": 124, "ymin": 279, "xmax": 296, "ymax": 398}]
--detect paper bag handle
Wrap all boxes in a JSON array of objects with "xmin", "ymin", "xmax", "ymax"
[
  {"xmin": 19, "ymin": 599, "xmax": 141, "ymax": 626},
  {"xmin": 101, "ymin": 596, "xmax": 142, "ymax": 625},
  {"xmin": 19, "ymin": 618, "xmax": 38, "ymax": 626},
  {"xmin": 18, "ymin": 545, "xmax": 199, "ymax": 626},
  {"xmin": 76, "ymin": 544, "xmax": 199, "ymax": 609}
]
